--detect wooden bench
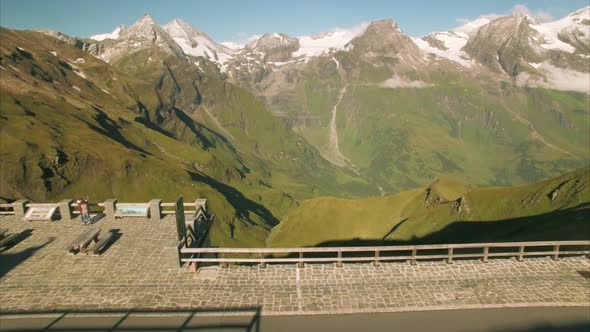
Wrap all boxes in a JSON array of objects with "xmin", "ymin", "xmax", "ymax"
[
  {"xmin": 0, "ymin": 233, "xmax": 20, "ymax": 248},
  {"xmin": 92, "ymin": 230, "xmax": 117, "ymax": 256},
  {"xmin": 65, "ymin": 228, "xmax": 100, "ymax": 254}
]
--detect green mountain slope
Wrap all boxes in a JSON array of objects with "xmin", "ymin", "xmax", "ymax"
[
  {"xmin": 0, "ymin": 27, "xmax": 374, "ymax": 247},
  {"xmin": 258, "ymin": 47, "xmax": 589, "ymax": 194},
  {"xmin": 267, "ymin": 167, "xmax": 590, "ymax": 247}
]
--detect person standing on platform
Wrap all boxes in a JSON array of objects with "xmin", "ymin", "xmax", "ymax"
[{"xmin": 78, "ymin": 198, "xmax": 90, "ymax": 224}]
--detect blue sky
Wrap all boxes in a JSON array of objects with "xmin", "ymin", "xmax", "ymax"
[{"xmin": 0, "ymin": 0, "xmax": 588, "ymax": 42}]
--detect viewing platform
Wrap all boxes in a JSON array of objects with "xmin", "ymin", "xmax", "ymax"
[{"xmin": 1, "ymin": 210, "xmax": 589, "ymax": 315}]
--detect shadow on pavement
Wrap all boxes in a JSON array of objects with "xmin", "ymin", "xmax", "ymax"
[
  {"xmin": 0, "ymin": 233, "xmax": 54, "ymax": 276},
  {"xmin": 0, "ymin": 307, "xmax": 262, "ymax": 331},
  {"xmin": 495, "ymin": 323, "xmax": 590, "ymax": 332}
]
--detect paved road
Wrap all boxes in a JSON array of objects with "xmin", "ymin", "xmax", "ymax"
[{"xmin": 1, "ymin": 307, "xmax": 589, "ymax": 331}]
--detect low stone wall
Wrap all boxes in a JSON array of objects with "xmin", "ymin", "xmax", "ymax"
[{"xmin": 0, "ymin": 198, "xmax": 208, "ymax": 222}]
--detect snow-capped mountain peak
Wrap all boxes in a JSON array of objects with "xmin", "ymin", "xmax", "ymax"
[
  {"xmin": 89, "ymin": 24, "xmax": 126, "ymax": 41},
  {"xmin": 164, "ymin": 18, "xmax": 205, "ymax": 40},
  {"xmin": 293, "ymin": 23, "xmax": 368, "ymax": 58},
  {"xmin": 530, "ymin": 6, "xmax": 589, "ymax": 53},
  {"xmin": 162, "ymin": 18, "xmax": 233, "ymax": 63},
  {"xmin": 135, "ymin": 14, "xmax": 157, "ymax": 27},
  {"xmin": 124, "ymin": 14, "xmax": 164, "ymax": 38},
  {"xmin": 247, "ymin": 33, "xmax": 297, "ymax": 51},
  {"xmin": 52, "ymin": 7, "xmax": 589, "ymax": 94},
  {"xmin": 244, "ymin": 33, "xmax": 299, "ymax": 62},
  {"xmin": 452, "ymin": 17, "xmax": 493, "ymax": 35}
]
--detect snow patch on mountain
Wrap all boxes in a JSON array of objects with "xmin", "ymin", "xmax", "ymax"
[
  {"xmin": 414, "ymin": 18, "xmax": 491, "ymax": 67},
  {"xmin": 413, "ymin": 35, "xmax": 473, "ymax": 67},
  {"xmin": 453, "ymin": 17, "xmax": 495, "ymax": 34},
  {"xmin": 293, "ymin": 22, "xmax": 369, "ymax": 58},
  {"xmin": 220, "ymin": 41, "xmax": 242, "ymax": 50},
  {"xmin": 331, "ymin": 56, "xmax": 339, "ymax": 69},
  {"xmin": 164, "ymin": 19, "xmax": 234, "ymax": 64},
  {"xmin": 531, "ymin": 23, "xmax": 576, "ymax": 53},
  {"xmin": 89, "ymin": 25, "xmax": 125, "ymax": 41},
  {"xmin": 530, "ymin": 7, "xmax": 589, "ymax": 53},
  {"xmin": 517, "ymin": 62, "xmax": 590, "ymax": 94}
]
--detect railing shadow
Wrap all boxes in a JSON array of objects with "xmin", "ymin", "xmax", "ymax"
[
  {"xmin": 494, "ymin": 322, "xmax": 590, "ymax": 332},
  {"xmin": 0, "ymin": 306, "xmax": 262, "ymax": 331},
  {"xmin": 312, "ymin": 203, "xmax": 590, "ymax": 248},
  {"xmin": 0, "ymin": 234, "xmax": 54, "ymax": 276}
]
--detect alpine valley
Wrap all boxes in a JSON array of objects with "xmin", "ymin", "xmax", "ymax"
[{"xmin": 1, "ymin": 7, "xmax": 589, "ymax": 247}]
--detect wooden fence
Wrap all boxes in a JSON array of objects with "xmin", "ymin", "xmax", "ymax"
[{"xmin": 180, "ymin": 240, "xmax": 590, "ymax": 270}]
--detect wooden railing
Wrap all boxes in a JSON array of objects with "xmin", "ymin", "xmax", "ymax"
[
  {"xmin": 161, "ymin": 202, "xmax": 201, "ymax": 215},
  {"xmin": 180, "ymin": 240, "xmax": 590, "ymax": 270}
]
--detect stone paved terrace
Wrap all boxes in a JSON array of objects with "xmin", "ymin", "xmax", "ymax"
[{"xmin": 0, "ymin": 215, "xmax": 589, "ymax": 315}]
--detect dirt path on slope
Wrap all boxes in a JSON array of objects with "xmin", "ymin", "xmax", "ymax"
[
  {"xmin": 196, "ymin": 106, "xmax": 235, "ymax": 141},
  {"xmin": 326, "ymin": 84, "xmax": 361, "ymax": 175},
  {"xmin": 503, "ymin": 106, "xmax": 574, "ymax": 158}
]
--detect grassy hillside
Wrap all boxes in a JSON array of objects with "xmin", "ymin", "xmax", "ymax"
[
  {"xmin": 267, "ymin": 167, "xmax": 590, "ymax": 247},
  {"xmin": 0, "ymin": 28, "xmax": 374, "ymax": 248}
]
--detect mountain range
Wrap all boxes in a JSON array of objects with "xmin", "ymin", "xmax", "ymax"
[{"xmin": 0, "ymin": 7, "xmax": 588, "ymax": 247}]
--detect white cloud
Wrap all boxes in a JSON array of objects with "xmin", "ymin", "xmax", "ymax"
[
  {"xmin": 455, "ymin": 14, "xmax": 501, "ymax": 25},
  {"xmin": 512, "ymin": 4, "xmax": 554, "ymax": 22},
  {"xmin": 379, "ymin": 75, "xmax": 433, "ymax": 89},
  {"xmin": 516, "ymin": 62, "xmax": 590, "ymax": 94},
  {"xmin": 323, "ymin": 21, "xmax": 370, "ymax": 37},
  {"xmin": 222, "ymin": 32, "xmax": 263, "ymax": 49}
]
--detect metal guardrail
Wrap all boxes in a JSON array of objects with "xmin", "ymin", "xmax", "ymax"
[{"xmin": 180, "ymin": 241, "xmax": 590, "ymax": 269}]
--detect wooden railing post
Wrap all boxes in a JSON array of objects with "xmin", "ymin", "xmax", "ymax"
[
  {"xmin": 446, "ymin": 248, "xmax": 454, "ymax": 264},
  {"xmin": 219, "ymin": 252, "xmax": 228, "ymax": 268},
  {"xmin": 336, "ymin": 250, "xmax": 342, "ymax": 268},
  {"xmin": 552, "ymin": 245, "xmax": 560, "ymax": 261},
  {"xmin": 374, "ymin": 250, "xmax": 380, "ymax": 266},
  {"xmin": 482, "ymin": 246, "xmax": 489, "ymax": 263},
  {"xmin": 298, "ymin": 252, "xmax": 304, "ymax": 268},
  {"xmin": 517, "ymin": 245, "xmax": 525, "ymax": 262},
  {"xmin": 410, "ymin": 248, "xmax": 417, "ymax": 265},
  {"xmin": 260, "ymin": 253, "xmax": 266, "ymax": 269}
]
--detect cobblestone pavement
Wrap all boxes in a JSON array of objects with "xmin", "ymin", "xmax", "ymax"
[{"xmin": 1, "ymin": 216, "xmax": 589, "ymax": 315}]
